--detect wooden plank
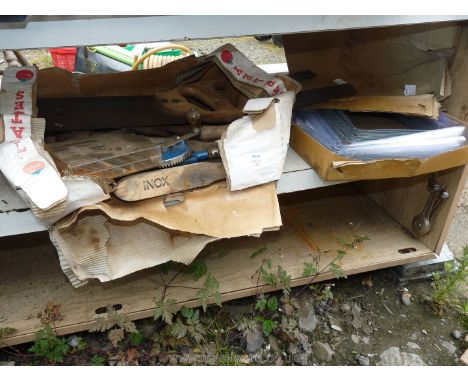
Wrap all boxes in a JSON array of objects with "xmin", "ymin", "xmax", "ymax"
[
  {"xmin": 277, "ymin": 149, "xmax": 344, "ymax": 193},
  {"xmin": 308, "ymin": 95, "xmax": 440, "ymax": 119},
  {"xmin": 114, "ymin": 161, "xmax": 226, "ymax": 201},
  {"xmin": 433, "ymin": 165, "xmax": 468, "ymax": 253},
  {"xmin": 0, "ymin": 210, "xmax": 46, "ymax": 237},
  {"xmin": 276, "ymin": 169, "xmax": 342, "ymax": 194},
  {"xmin": 283, "ymin": 23, "xmax": 459, "ymax": 98},
  {"xmin": 0, "ymin": 184, "xmax": 434, "ymax": 346},
  {"xmin": 0, "ymin": 172, "xmax": 29, "ymax": 212},
  {"xmin": 360, "ymin": 165, "xmax": 467, "ymax": 253},
  {"xmin": 0, "ymin": 148, "xmax": 344, "ymax": 237}
]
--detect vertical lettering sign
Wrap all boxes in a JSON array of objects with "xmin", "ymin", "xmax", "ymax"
[
  {"xmin": 0, "ymin": 67, "xmax": 68, "ymax": 210},
  {"xmin": 0, "ymin": 67, "xmax": 45, "ymax": 176},
  {"xmin": 2, "ymin": 68, "xmax": 36, "ymax": 143}
]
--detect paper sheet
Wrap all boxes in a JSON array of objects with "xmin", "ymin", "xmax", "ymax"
[{"xmin": 220, "ymin": 91, "xmax": 296, "ymax": 191}]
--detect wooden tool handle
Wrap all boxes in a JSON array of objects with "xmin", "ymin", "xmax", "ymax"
[
  {"xmin": 114, "ymin": 161, "xmax": 226, "ymax": 201},
  {"xmin": 199, "ymin": 125, "xmax": 229, "ymax": 141}
]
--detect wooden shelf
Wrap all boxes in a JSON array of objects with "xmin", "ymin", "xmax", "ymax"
[
  {"xmin": 0, "ymin": 148, "xmax": 338, "ymax": 237},
  {"xmin": 0, "ymin": 184, "xmax": 434, "ymax": 346}
]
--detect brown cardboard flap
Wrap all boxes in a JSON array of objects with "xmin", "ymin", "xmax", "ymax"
[
  {"xmin": 290, "ymin": 123, "xmax": 468, "ymax": 181},
  {"xmin": 251, "ymin": 103, "xmax": 277, "ymax": 132},
  {"xmin": 37, "ymin": 56, "xmax": 200, "ymax": 97},
  {"xmin": 55, "ymin": 181, "xmax": 281, "ymax": 238},
  {"xmin": 51, "ymin": 214, "xmax": 217, "ymax": 287},
  {"xmin": 51, "ymin": 180, "xmax": 282, "ymax": 286},
  {"xmin": 284, "ymin": 23, "xmax": 459, "ymax": 98},
  {"xmin": 309, "ymin": 94, "xmax": 440, "ymax": 119}
]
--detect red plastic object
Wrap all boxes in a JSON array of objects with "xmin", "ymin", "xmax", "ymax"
[{"xmin": 48, "ymin": 48, "xmax": 77, "ymax": 72}]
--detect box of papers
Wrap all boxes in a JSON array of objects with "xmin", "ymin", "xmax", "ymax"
[{"xmin": 290, "ymin": 110, "xmax": 468, "ymax": 181}]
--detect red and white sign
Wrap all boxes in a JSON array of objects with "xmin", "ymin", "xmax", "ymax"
[
  {"xmin": 215, "ymin": 46, "xmax": 288, "ymax": 97},
  {"xmin": 1, "ymin": 67, "xmax": 36, "ymax": 143},
  {"xmin": 0, "ymin": 67, "xmax": 68, "ymax": 209}
]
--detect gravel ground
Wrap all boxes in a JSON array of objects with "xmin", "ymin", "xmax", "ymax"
[
  {"xmin": 174, "ymin": 36, "xmax": 286, "ymax": 64},
  {"xmin": 1, "ymin": 36, "xmax": 285, "ymax": 70}
]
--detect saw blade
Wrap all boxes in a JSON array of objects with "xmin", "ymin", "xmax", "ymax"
[
  {"xmin": 160, "ymin": 149, "xmax": 192, "ymax": 168},
  {"xmin": 160, "ymin": 140, "xmax": 191, "ymax": 168}
]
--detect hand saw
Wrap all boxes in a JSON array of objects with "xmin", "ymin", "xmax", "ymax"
[{"xmin": 38, "ymin": 79, "xmax": 244, "ymax": 134}]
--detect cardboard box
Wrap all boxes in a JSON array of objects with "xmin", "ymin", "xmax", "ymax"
[
  {"xmin": 284, "ymin": 23, "xmax": 468, "ymax": 181},
  {"xmin": 283, "ymin": 23, "xmax": 459, "ymax": 98},
  {"xmin": 290, "ymin": 120, "xmax": 468, "ymax": 181}
]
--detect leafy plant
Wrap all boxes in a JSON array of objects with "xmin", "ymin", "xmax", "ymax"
[
  {"xmin": 452, "ymin": 300, "xmax": 468, "ymax": 329},
  {"xmin": 152, "ymin": 325, "xmax": 187, "ymax": 353},
  {"xmin": 28, "ymin": 325, "xmax": 69, "ymax": 363},
  {"xmin": 170, "ymin": 307, "xmax": 206, "ymax": 343},
  {"xmin": 90, "ymin": 354, "xmax": 106, "ymax": 366},
  {"xmin": 257, "ymin": 260, "xmax": 292, "ymax": 297},
  {"xmin": 250, "ymin": 246, "xmax": 267, "ymax": 259},
  {"xmin": 90, "ymin": 305, "xmax": 138, "ymax": 347},
  {"xmin": 309, "ymin": 283, "xmax": 334, "ymax": 303},
  {"xmin": 252, "ymin": 293, "xmax": 280, "ymax": 338},
  {"xmin": 248, "ymin": 258, "xmax": 293, "ymax": 342},
  {"xmin": 255, "ymin": 316, "xmax": 278, "ymax": 337},
  {"xmin": 186, "ymin": 260, "xmax": 208, "ymax": 281},
  {"xmin": 128, "ymin": 330, "xmax": 144, "ymax": 346},
  {"xmin": 294, "ymin": 234, "xmax": 369, "ymax": 298},
  {"xmin": 431, "ymin": 246, "xmax": 468, "ymax": 320},
  {"xmin": 329, "ymin": 260, "xmax": 346, "ymax": 279},
  {"xmin": 69, "ymin": 336, "xmax": 87, "ymax": 352},
  {"xmin": 277, "ymin": 265, "xmax": 292, "ymax": 297},
  {"xmin": 255, "ymin": 295, "xmax": 278, "ymax": 313},
  {"xmin": 259, "ymin": 259, "xmax": 277, "ymax": 286},
  {"xmin": 154, "ymin": 298, "xmax": 178, "ymax": 325},
  {"xmin": 196, "ymin": 274, "xmax": 222, "ymax": 312},
  {"xmin": 302, "ymin": 262, "xmax": 318, "ymax": 277}
]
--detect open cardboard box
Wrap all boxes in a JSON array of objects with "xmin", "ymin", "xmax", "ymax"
[
  {"xmin": 290, "ymin": 118, "xmax": 468, "ymax": 181},
  {"xmin": 285, "ymin": 22, "xmax": 468, "ymax": 181},
  {"xmin": 1, "ymin": 22, "xmax": 468, "ymax": 346}
]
